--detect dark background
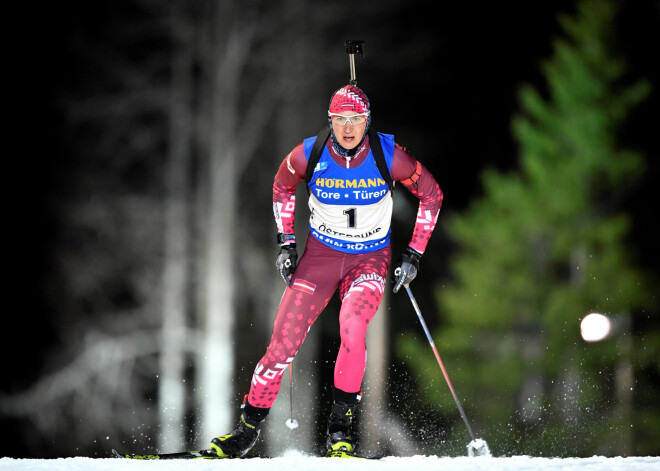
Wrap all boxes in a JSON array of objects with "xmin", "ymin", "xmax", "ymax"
[{"xmin": 3, "ymin": 0, "xmax": 658, "ymax": 458}]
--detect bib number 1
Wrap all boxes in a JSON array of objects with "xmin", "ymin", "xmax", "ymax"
[{"xmin": 343, "ymin": 208, "xmax": 357, "ymax": 228}]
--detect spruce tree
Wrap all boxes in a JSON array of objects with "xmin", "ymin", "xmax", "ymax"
[{"xmin": 399, "ymin": 0, "xmax": 653, "ymax": 456}]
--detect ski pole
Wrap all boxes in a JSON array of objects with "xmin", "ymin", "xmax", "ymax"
[
  {"xmin": 285, "ymin": 362, "xmax": 299, "ymax": 430},
  {"xmin": 404, "ymin": 285, "xmax": 476, "ymax": 440}
]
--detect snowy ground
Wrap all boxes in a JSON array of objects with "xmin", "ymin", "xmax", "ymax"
[{"xmin": 1, "ymin": 451, "xmax": 659, "ymax": 471}]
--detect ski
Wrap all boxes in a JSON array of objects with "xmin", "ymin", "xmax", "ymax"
[
  {"xmin": 113, "ymin": 447, "xmax": 385, "ymax": 460},
  {"xmin": 112, "ymin": 448, "xmax": 227, "ymax": 460},
  {"xmin": 324, "ymin": 449, "xmax": 385, "ymax": 460}
]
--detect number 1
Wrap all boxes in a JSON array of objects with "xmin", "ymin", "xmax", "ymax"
[{"xmin": 344, "ymin": 208, "xmax": 356, "ymax": 228}]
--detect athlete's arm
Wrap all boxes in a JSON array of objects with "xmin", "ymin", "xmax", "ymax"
[
  {"xmin": 273, "ymin": 143, "xmax": 307, "ymax": 238},
  {"xmin": 390, "ymin": 143, "xmax": 443, "ymax": 254}
]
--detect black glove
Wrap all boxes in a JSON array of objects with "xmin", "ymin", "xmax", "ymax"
[
  {"xmin": 392, "ymin": 246, "xmax": 421, "ymax": 293},
  {"xmin": 276, "ymin": 243, "xmax": 298, "ymax": 285}
]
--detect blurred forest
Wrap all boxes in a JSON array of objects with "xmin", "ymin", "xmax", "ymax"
[
  {"xmin": 400, "ymin": 0, "xmax": 658, "ymax": 457},
  {"xmin": 2, "ymin": 0, "xmax": 658, "ymax": 460}
]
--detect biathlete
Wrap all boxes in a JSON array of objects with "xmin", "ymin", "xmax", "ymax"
[{"xmin": 210, "ymin": 84, "xmax": 443, "ymax": 457}]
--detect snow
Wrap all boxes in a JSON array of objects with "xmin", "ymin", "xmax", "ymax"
[{"xmin": 1, "ymin": 452, "xmax": 659, "ymax": 471}]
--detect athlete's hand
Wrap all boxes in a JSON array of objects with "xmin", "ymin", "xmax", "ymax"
[
  {"xmin": 392, "ymin": 247, "xmax": 421, "ymax": 293},
  {"xmin": 276, "ymin": 243, "xmax": 298, "ymax": 285}
]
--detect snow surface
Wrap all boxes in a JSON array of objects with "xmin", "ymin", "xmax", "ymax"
[{"xmin": 1, "ymin": 451, "xmax": 659, "ymax": 471}]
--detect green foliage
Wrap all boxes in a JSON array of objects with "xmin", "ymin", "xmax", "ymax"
[{"xmin": 397, "ymin": 0, "xmax": 655, "ymax": 456}]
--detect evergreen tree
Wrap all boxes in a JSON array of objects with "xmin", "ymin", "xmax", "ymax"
[{"xmin": 399, "ymin": 0, "xmax": 654, "ymax": 456}]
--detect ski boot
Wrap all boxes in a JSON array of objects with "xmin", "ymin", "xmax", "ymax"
[
  {"xmin": 325, "ymin": 389, "xmax": 361, "ymax": 456},
  {"xmin": 209, "ymin": 402, "xmax": 268, "ymax": 458}
]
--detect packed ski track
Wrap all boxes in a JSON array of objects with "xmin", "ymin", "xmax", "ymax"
[{"xmin": 1, "ymin": 451, "xmax": 659, "ymax": 471}]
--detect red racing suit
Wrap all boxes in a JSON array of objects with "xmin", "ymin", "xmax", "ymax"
[{"xmin": 247, "ymin": 133, "xmax": 443, "ymax": 409}]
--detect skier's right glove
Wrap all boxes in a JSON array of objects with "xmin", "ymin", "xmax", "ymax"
[
  {"xmin": 392, "ymin": 246, "xmax": 421, "ymax": 293},
  {"xmin": 276, "ymin": 233, "xmax": 298, "ymax": 285}
]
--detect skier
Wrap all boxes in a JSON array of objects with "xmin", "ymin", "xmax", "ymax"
[{"xmin": 209, "ymin": 84, "xmax": 443, "ymax": 458}]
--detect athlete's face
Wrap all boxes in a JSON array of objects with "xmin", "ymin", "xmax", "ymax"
[{"xmin": 331, "ymin": 111, "xmax": 367, "ymax": 150}]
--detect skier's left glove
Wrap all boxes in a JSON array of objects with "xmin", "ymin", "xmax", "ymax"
[
  {"xmin": 392, "ymin": 246, "xmax": 421, "ymax": 293},
  {"xmin": 276, "ymin": 233, "xmax": 298, "ymax": 285}
]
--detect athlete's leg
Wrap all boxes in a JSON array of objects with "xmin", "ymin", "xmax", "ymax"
[
  {"xmin": 211, "ymin": 238, "xmax": 345, "ymax": 457},
  {"xmin": 248, "ymin": 237, "xmax": 344, "ymax": 409},
  {"xmin": 333, "ymin": 246, "xmax": 391, "ymax": 393}
]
